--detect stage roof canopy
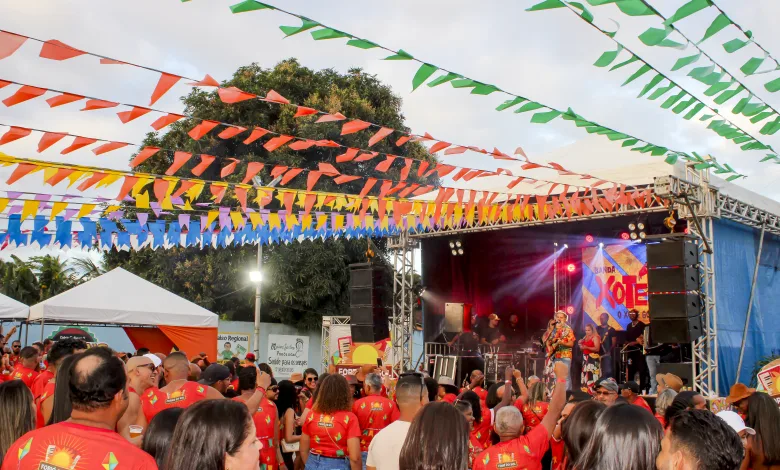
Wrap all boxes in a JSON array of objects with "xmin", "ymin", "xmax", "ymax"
[{"xmin": 0, "ymin": 293, "xmax": 28, "ymax": 321}]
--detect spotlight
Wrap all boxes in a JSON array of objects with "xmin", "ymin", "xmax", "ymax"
[
  {"xmin": 639, "ymin": 232, "xmax": 647, "ymax": 239},
  {"xmin": 566, "ymin": 263, "xmax": 576, "ymax": 273},
  {"xmin": 554, "ymin": 242, "xmax": 558, "ymax": 247},
  {"xmin": 455, "ymin": 241, "xmax": 462, "ymax": 248},
  {"xmin": 620, "ymin": 232, "xmax": 630, "ymax": 240},
  {"xmin": 451, "ymin": 249, "xmax": 458, "ymax": 256},
  {"xmin": 598, "ymin": 242, "xmax": 604, "ymax": 248},
  {"xmin": 449, "ymin": 241, "xmax": 455, "ymax": 249},
  {"xmin": 585, "ymin": 234, "xmax": 594, "ymax": 243},
  {"xmin": 566, "ymin": 305, "xmax": 575, "ymax": 315},
  {"xmin": 637, "ymin": 222, "xmax": 645, "ymax": 230},
  {"xmin": 684, "ymin": 227, "xmax": 690, "ymax": 235},
  {"xmin": 630, "ymin": 232, "xmax": 638, "ymax": 240},
  {"xmin": 628, "ymin": 223, "xmax": 636, "ymax": 231},
  {"xmin": 457, "ymin": 248, "xmax": 464, "ymax": 255},
  {"xmin": 563, "ymin": 244, "xmax": 568, "ymax": 249}
]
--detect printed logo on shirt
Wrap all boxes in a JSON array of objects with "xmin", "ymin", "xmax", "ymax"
[
  {"xmin": 39, "ymin": 444, "xmax": 83, "ymax": 470},
  {"xmin": 495, "ymin": 452, "xmax": 518, "ymax": 468},
  {"xmin": 102, "ymin": 451, "xmax": 119, "ymax": 470},
  {"xmin": 317, "ymin": 415, "xmax": 334, "ymax": 428},
  {"xmin": 166, "ymin": 389, "xmax": 187, "ymax": 404},
  {"xmin": 370, "ymin": 402, "xmax": 384, "ymax": 411}
]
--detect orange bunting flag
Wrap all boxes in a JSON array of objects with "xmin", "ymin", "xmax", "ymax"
[
  {"xmin": 429, "ymin": 141, "xmax": 451, "ymax": 153},
  {"xmin": 0, "ymin": 31, "xmax": 26, "ymax": 60},
  {"xmin": 522, "ymin": 162, "xmax": 543, "ymax": 170},
  {"xmin": 241, "ymin": 161, "xmax": 265, "ymax": 184},
  {"xmin": 378, "ymin": 180, "xmax": 392, "ymax": 199},
  {"xmin": 368, "ymin": 127, "xmax": 393, "ymax": 147},
  {"xmin": 61, "ymin": 136, "xmax": 96, "ymax": 154},
  {"xmin": 375, "ymin": 155, "xmax": 396, "ymax": 173},
  {"xmin": 263, "ymin": 135, "xmax": 294, "ymax": 151},
  {"xmin": 210, "ymin": 184, "xmax": 227, "ymax": 203},
  {"xmin": 317, "ymin": 162, "xmax": 340, "ymax": 176},
  {"xmin": 92, "ymin": 141, "xmax": 129, "ymax": 155},
  {"xmin": 0, "ymin": 126, "xmax": 31, "ymax": 146},
  {"xmin": 171, "ymin": 180, "xmax": 196, "ymax": 199},
  {"xmin": 218, "ymin": 86, "xmax": 255, "ymax": 104},
  {"xmin": 334, "ymin": 175, "xmax": 361, "ymax": 185},
  {"xmin": 80, "ymin": 99, "xmax": 119, "ymax": 111},
  {"xmin": 314, "ymin": 139, "xmax": 340, "ymax": 148},
  {"xmin": 188, "ymin": 74, "xmax": 219, "ymax": 87},
  {"xmin": 395, "ymin": 136, "xmax": 410, "ymax": 146},
  {"xmin": 507, "ymin": 177, "xmax": 525, "ymax": 189},
  {"xmin": 191, "ymin": 154, "xmax": 216, "ymax": 176},
  {"xmin": 243, "ymin": 127, "xmax": 269, "ymax": 144},
  {"xmin": 265, "ymin": 89, "xmax": 289, "ymax": 104},
  {"xmin": 38, "ymin": 132, "xmax": 67, "ymax": 153},
  {"xmin": 220, "ymin": 158, "xmax": 239, "ymax": 178},
  {"xmin": 46, "ymin": 168, "xmax": 74, "ymax": 186},
  {"xmin": 129, "ymin": 147, "xmax": 161, "ymax": 168},
  {"xmin": 188, "ymin": 120, "xmax": 220, "ymax": 140},
  {"xmin": 99, "ymin": 58, "xmax": 124, "ymax": 65},
  {"xmin": 3, "ymin": 85, "xmax": 47, "ymax": 107},
  {"xmin": 491, "ymin": 148, "xmax": 515, "ymax": 160},
  {"xmin": 280, "ymin": 168, "xmax": 303, "ymax": 185},
  {"xmin": 77, "ymin": 172, "xmax": 107, "ymax": 192},
  {"xmin": 400, "ymin": 158, "xmax": 413, "ymax": 181},
  {"xmin": 234, "ymin": 186, "xmax": 248, "ymax": 212},
  {"xmin": 514, "ymin": 146, "xmax": 528, "ymax": 159},
  {"xmin": 359, "ymin": 178, "xmax": 377, "ymax": 198},
  {"xmin": 548, "ymin": 162, "xmax": 567, "ymax": 172},
  {"xmin": 452, "ymin": 168, "xmax": 469, "ymax": 181},
  {"xmin": 307, "ymin": 171, "xmax": 322, "ymax": 191},
  {"xmin": 270, "ymin": 166, "xmax": 288, "ymax": 179},
  {"xmin": 444, "ymin": 146, "xmax": 467, "ymax": 155},
  {"xmin": 282, "ymin": 191, "xmax": 295, "ymax": 213},
  {"xmin": 117, "ymin": 107, "xmax": 152, "ymax": 123},
  {"xmin": 436, "ymin": 164, "xmax": 456, "ymax": 178},
  {"xmin": 315, "ymin": 112, "xmax": 346, "ymax": 123},
  {"xmin": 387, "ymin": 182, "xmax": 407, "ymax": 196},
  {"xmin": 303, "ymin": 193, "xmax": 316, "ymax": 216},
  {"xmin": 149, "ymin": 73, "xmax": 181, "ymax": 106},
  {"xmin": 335, "ymin": 148, "xmax": 359, "ymax": 163},
  {"xmin": 0, "ymin": 80, "xmax": 10, "ymax": 89},
  {"xmin": 39, "ymin": 39, "xmax": 85, "ymax": 61},
  {"xmin": 355, "ymin": 152, "xmax": 378, "ymax": 162},
  {"xmin": 294, "ymin": 106, "xmax": 318, "ymax": 117},
  {"xmin": 151, "ymin": 179, "xmax": 170, "ymax": 202},
  {"xmin": 341, "ymin": 120, "xmax": 371, "ymax": 136},
  {"xmin": 116, "ymin": 176, "xmax": 138, "ymax": 200},
  {"xmin": 288, "ymin": 139, "xmax": 316, "ymax": 151},
  {"xmin": 150, "ymin": 113, "xmax": 184, "ymax": 131},
  {"xmin": 398, "ymin": 184, "xmax": 419, "ymax": 198},
  {"xmin": 217, "ymin": 126, "xmax": 247, "ymax": 140},
  {"xmin": 46, "ymin": 92, "xmax": 84, "ymax": 108},
  {"xmin": 165, "ymin": 151, "xmax": 193, "ymax": 176},
  {"xmin": 6, "ymin": 163, "xmax": 38, "ymax": 185},
  {"xmin": 417, "ymin": 161, "xmax": 430, "ymax": 177}
]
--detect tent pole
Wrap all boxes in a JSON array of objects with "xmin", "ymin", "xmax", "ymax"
[
  {"xmin": 735, "ymin": 221, "xmax": 765, "ymax": 385},
  {"xmin": 40, "ymin": 318, "xmax": 45, "ymax": 342},
  {"xmin": 253, "ymin": 243, "xmax": 263, "ymax": 357}
]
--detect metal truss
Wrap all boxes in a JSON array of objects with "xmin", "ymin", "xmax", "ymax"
[
  {"xmin": 388, "ymin": 232, "xmax": 417, "ymax": 374},
  {"xmin": 553, "ymin": 245, "xmax": 572, "ymax": 314},
  {"xmin": 320, "ymin": 316, "xmax": 350, "ymax": 371},
  {"xmin": 718, "ymin": 193, "xmax": 780, "ymax": 237}
]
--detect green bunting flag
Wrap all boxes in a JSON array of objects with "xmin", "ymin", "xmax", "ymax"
[
  {"xmin": 229, "ymin": 0, "xmax": 273, "ymax": 13},
  {"xmin": 662, "ymin": 0, "xmax": 712, "ymax": 27},
  {"xmin": 412, "ymin": 64, "xmax": 438, "ymax": 91},
  {"xmin": 594, "ymin": 45, "xmax": 623, "ymax": 67},
  {"xmin": 698, "ymin": 13, "xmax": 731, "ymax": 43},
  {"xmin": 527, "ymin": 0, "xmax": 565, "ymax": 11},
  {"xmin": 530, "ymin": 109, "xmax": 562, "ymax": 124},
  {"xmin": 723, "ymin": 33, "xmax": 752, "ymax": 53},
  {"xmin": 346, "ymin": 39, "xmax": 379, "ymax": 49},
  {"xmin": 740, "ymin": 57, "xmax": 765, "ymax": 76},
  {"xmin": 427, "ymin": 72, "xmax": 461, "ymax": 88},
  {"xmin": 568, "ymin": 2, "xmax": 594, "ymax": 22},
  {"xmin": 384, "ymin": 49, "xmax": 414, "ymax": 60},
  {"xmin": 496, "ymin": 97, "xmax": 526, "ymax": 111},
  {"xmin": 311, "ymin": 28, "xmax": 351, "ymax": 40},
  {"xmin": 585, "ymin": 0, "xmax": 653, "ymax": 16},
  {"xmin": 279, "ymin": 19, "xmax": 320, "ymax": 37},
  {"xmin": 671, "ymin": 53, "xmax": 701, "ymax": 72}
]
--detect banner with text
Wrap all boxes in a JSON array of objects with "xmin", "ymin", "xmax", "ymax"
[
  {"xmin": 267, "ymin": 334, "xmax": 309, "ymax": 378},
  {"xmin": 218, "ymin": 333, "xmax": 250, "ymax": 361}
]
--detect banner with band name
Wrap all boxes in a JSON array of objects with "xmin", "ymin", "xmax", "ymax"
[{"xmin": 581, "ymin": 243, "xmax": 649, "ymax": 331}]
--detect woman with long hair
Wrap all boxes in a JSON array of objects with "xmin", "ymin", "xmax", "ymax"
[
  {"xmin": 654, "ymin": 389, "xmax": 677, "ymax": 428},
  {"xmin": 400, "ymin": 401, "xmax": 469, "ymax": 470},
  {"xmin": 47, "ymin": 354, "xmax": 78, "ymax": 425},
  {"xmin": 142, "ymin": 407, "xmax": 184, "ymax": 470},
  {"xmin": 578, "ymin": 324, "xmax": 601, "ymax": 395},
  {"xmin": 166, "ymin": 399, "xmax": 260, "ymax": 470},
  {"xmin": 233, "ymin": 366, "xmax": 279, "ymax": 470},
  {"xmin": 745, "ymin": 392, "xmax": 780, "ymax": 469},
  {"xmin": 458, "ymin": 390, "xmax": 490, "ymax": 448},
  {"xmin": 277, "ymin": 380, "xmax": 302, "ymax": 470},
  {"xmin": 300, "ymin": 374, "xmax": 361, "ymax": 470},
  {"xmin": 514, "ymin": 380, "xmax": 548, "ymax": 431},
  {"xmin": 561, "ymin": 400, "xmax": 606, "ymax": 469},
  {"xmin": 574, "ymin": 403, "xmax": 662, "ymax": 470},
  {"xmin": 455, "ymin": 394, "xmax": 484, "ymax": 468},
  {"xmin": 0, "ymin": 380, "xmax": 35, "ymax": 461},
  {"xmin": 543, "ymin": 311, "xmax": 575, "ymax": 392}
]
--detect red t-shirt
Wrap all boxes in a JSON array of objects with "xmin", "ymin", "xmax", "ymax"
[
  {"xmin": 632, "ymin": 396, "xmax": 653, "ymax": 414},
  {"xmin": 305, "ymin": 397, "xmax": 314, "ymax": 410},
  {"xmin": 31, "ymin": 370, "xmax": 54, "ymax": 401},
  {"xmin": 513, "ymin": 398, "xmax": 549, "ymax": 430},
  {"xmin": 0, "ymin": 422, "xmax": 158, "ymax": 470},
  {"xmin": 550, "ymin": 437, "xmax": 565, "ymax": 470},
  {"xmin": 468, "ymin": 434, "xmax": 484, "ymax": 469},
  {"xmin": 655, "ymin": 413, "xmax": 666, "ymax": 429},
  {"xmin": 141, "ymin": 382, "xmax": 208, "ymax": 422},
  {"xmin": 441, "ymin": 393, "xmax": 458, "ymax": 404},
  {"xmin": 473, "ymin": 424, "xmax": 550, "ymax": 470},
  {"xmin": 233, "ymin": 395, "xmax": 277, "ymax": 468},
  {"xmin": 10, "ymin": 365, "xmax": 39, "ymax": 389},
  {"xmin": 472, "ymin": 404, "xmax": 493, "ymax": 448},
  {"xmin": 35, "ymin": 381, "xmax": 56, "ymax": 429},
  {"xmin": 352, "ymin": 395, "xmax": 400, "ymax": 451},
  {"xmin": 302, "ymin": 410, "xmax": 361, "ymax": 458}
]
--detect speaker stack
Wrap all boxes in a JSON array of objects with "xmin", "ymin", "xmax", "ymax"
[
  {"xmin": 348, "ymin": 263, "xmax": 391, "ymax": 343},
  {"xmin": 647, "ymin": 236, "xmax": 704, "ymax": 343}
]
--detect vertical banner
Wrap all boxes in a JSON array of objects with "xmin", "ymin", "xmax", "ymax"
[
  {"xmin": 218, "ymin": 332, "xmax": 250, "ymax": 361},
  {"xmin": 581, "ymin": 243, "xmax": 648, "ymax": 331},
  {"xmin": 328, "ymin": 324, "xmax": 352, "ymax": 364},
  {"xmin": 267, "ymin": 334, "xmax": 309, "ymax": 378}
]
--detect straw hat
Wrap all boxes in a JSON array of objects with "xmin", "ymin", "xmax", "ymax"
[
  {"xmin": 725, "ymin": 383, "xmax": 756, "ymax": 404},
  {"xmin": 657, "ymin": 373, "xmax": 684, "ymax": 393}
]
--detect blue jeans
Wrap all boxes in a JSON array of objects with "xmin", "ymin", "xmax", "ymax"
[
  {"xmin": 646, "ymin": 355, "xmax": 661, "ymax": 394},
  {"xmin": 361, "ymin": 451, "xmax": 368, "ymax": 470},
  {"xmin": 306, "ymin": 453, "xmax": 350, "ymax": 470},
  {"xmin": 553, "ymin": 357, "xmax": 572, "ymax": 391}
]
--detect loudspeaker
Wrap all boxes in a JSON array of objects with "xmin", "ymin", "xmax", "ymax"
[
  {"xmin": 349, "ymin": 264, "xmax": 391, "ymax": 308},
  {"xmin": 350, "ymin": 322, "xmax": 389, "ymax": 343},
  {"xmin": 646, "ymin": 239, "xmax": 698, "ymax": 268},
  {"xmin": 649, "ymin": 293, "xmax": 701, "ymax": 319},
  {"xmin": 650, "ymin": 316, "xmax": 703, "ymax": 343},
  {"xmin": 349, "ymin": 305, "xmax": 389, "ymax": 324},
  {"xmin": 350, "ymin": 287, "xmax": 390, "ymax": 307},
  {"xmin": 658, "ymin": 362, "xmax": 694, "ymax": 387},
  {"xmin": 648, "ymin": 266, "xmax": 699, "ymax": 293}
]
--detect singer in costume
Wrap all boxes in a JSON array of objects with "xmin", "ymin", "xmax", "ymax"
[{"xmin": 542, "ymin": 310, "xmax": 575, "ymax": 391}]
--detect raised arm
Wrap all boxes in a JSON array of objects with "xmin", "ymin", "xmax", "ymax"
[
  {"xmin": 540, "ymin": 361, "xmax": 568, "ymax": 437},
  {"xmin": 493, "ymin": 367, "xmax": 514, "ymax": 413}
]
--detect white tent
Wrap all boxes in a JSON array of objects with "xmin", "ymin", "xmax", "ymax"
[
  {"xmin": 28, "ymin": 267, "xmax": 217, "ymax": 328},
  {"xmin": 0, "ymin": 293, "xmax": 27, "ymax": 320}
]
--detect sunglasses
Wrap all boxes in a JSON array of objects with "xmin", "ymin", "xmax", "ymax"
[
  {"xmin": 306, "ymin": 377, "xmax": 318, "ymax": 383},
  {"xmin": 269, "ymin": 386, "xmax": 279, "ymax": 392},
  {"xmin": 595, "ymin": 390, "xmax": 617, "ymax": 396}
]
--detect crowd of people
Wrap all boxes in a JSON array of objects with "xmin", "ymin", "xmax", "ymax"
[{"xmin": 0, "ymin": 334, "xmax": 778, "ymax": 470}]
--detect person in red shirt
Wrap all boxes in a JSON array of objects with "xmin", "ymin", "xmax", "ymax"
[
  {"xmin": 461, "ymin": 370, "xmax": 488, "ymax": 404},
  {"xmin": 298, "ymin": 368, "xmax": 320, "ymax": 425},
  {"xmin": 513, "ymin": 380, "xmax": 549, "ymax": 432},
  {"xmin": 233, "ymin": 366, "xmax": 279, "ymax": 470},
  {"xmin": 34, "ymin": 338, "xmax": 87, "ymax": 428},
  {"xmin": 473, "ymin": 361, "xmax": 568, "ymax": 470},
  {"xmin": 117, "ymin": 354, "xmax": 159, "ymax": 442},
  {"xmin": 10, "ymin": 346, "xmax": 39, "ymax": 389},
  {"xmin": 300, "ymin": 374, "xmax": 362, "ymax": 470},
  {"xmin": 550, "ymin": 401, "xmax": 577, "ymax": 470},
  {"xmin": 0, "ymin": 346, "xmax": 158, "ymax": 470},
  {"xmin": 621, "ymin": 381, "xmax": 653, "ymax": 414},
  {"xmin": 353, "ymin": 373, "xmax": 399, "ymax": 465},
  {"xmin": 8, "ymin": 339, "xmax": 22, "ymax": 366}
]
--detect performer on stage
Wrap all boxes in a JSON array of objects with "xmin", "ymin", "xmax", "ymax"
[
  {"xmin": 447, "ymin": 330, "xmax": 484, "ymax": 385},
  {"xmin": 578, "ymin": 324, "xmax": 601, "ymax": 395},
  {"xmin": 621, "ymin": 309, "xmax": 648, "ymax": 392},
  {"xmin": 596, "ymin": 312, "xmax": 617, "ymax": 379},
  {"xmin": 502, "ymin": 314, "xmax": 523, "ymax": 345},
  {"xmin": 542, "ymin": 311, "xmax": 575, "ymax": 391},
  {"xmin": 480, "ymin": 314, "xmax": 506, "ymax": 346}
]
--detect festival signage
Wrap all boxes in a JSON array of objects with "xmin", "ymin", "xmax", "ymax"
[
  {"xmin": 267, "ymin": 334, "xmax": 309, "ymax": 378},
  {"xmin": 334, "ymin": 364, "xmax": 398, "ymax": 381},
  {"xmin": 757, "ymin": 358, "xmax": 780, "ymax": 400},
  {"xmin": 218, "ymin": 332, "xmax": 250, "ymax": 361},
  {"xmin": 49, "ymin": 325, "xmax": 97, "ymax": 343},
  {"xmin": 581, "ymin": 243, "xmax": 649, "ymax": 330}
]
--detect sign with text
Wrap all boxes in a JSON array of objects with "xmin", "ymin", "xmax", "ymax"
[
  {"xmin": 757, "ymin": 360, "xmax": 780, "ymax": 397},
  {"xmin": 582, "ymin": 244, "xmax": 649, "ymax": 330},
  {"xmin": 267, "ymin": 334, "xmax": 309, "ymax": 378},
  {"xmin": 218, "ymin": 333, "xmax": 250, "ymax": 361},
  {"xmin": 334, "ymin": 364, "xmax": 398, "ymax": 381}
]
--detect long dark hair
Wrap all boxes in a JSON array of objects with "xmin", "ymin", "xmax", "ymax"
[
  {"xmin": 276, "ymin": 380, "xmax": 298, "ymax": 419},
  {"xmin": 574, "ymin": 403, "xmax": 662, "ymax": 470},
  {"xmin": 48, "ymin": 354, "xmax": 78, "ymax": 425},
  {"xmin": 458, "ymin": 391, "xmax": 483, "ymax": 424},
  {"xmin": 166, "ymin": 400, "xmax": 253, "ymax": 470},
  {"xmin": 400, "ymin": 402, "xmax": 469, "ymax": 470},
  {"xmin": 562, "ymin": 400, "xmax": 606, "ymax": 469},
  {"xmin": 746, "ymin": 392, "xmax": 780, "ymax": 464},
  {"xmin": 486, "ymin": 383, "xmax": 503, "ymax": 409},
  {"xmin": 313, "ymin": 374, "xmax": 351, "ymax": 414},
  {"xmin": 142, "ymin": 407, "xmax": 184, "ymax": 470},
  {"xmin": 528, "ymin": 381, "xmax": 546, "ymax": 406},
  {"xmin": 0, "ymin": 381, "xmax": 35, "ymax": 461},
  {"xmin": 663, "ymin": 390, "xmax": 701, "ymax": 426},
  {"xmin": 424, "ymin": 377, "xmax": 438, "ymax": 404}
]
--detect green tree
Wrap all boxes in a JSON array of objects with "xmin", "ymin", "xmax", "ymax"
[
  {"xmin": 27, "ymin": 255, "xmax": 76, "ymax": 300},
  {"xmin": 70, "ymin": 256, "xmax": 106, "ymax": 282},
  {"xmin": 104, "ymin": 60, "xmax": 437, "ymax": 329},
  {"xmin": 0, "ymin": 255, "xmax": 40, "ymax": 305}
]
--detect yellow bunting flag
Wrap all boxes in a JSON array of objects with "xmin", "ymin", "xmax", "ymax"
[
  {"xmin": 21, "ymin": 200, "xmax": 40, "ymax": 222},
  {"xmin": 0, "ymin": 198, "xmax": 9, "ymax": 213},
  {"xmin": 77, "ymin": 204, "xmax": 96, "ymax": 219},
  {"xmin": 230, "ymin": 211, "xmax": 244, "ymax": 228},
  {"xmin": 316, "ymin": 214, "xmax": 328, "ymax": 230},
  {"xmin": 248, "ymin": 212, "xmax": 263, "ymax": 229},
  {"xmin": 206, "ymin": 211, "xmax": 219, "ymax": 228},
  {"xmin": 49, "ymin": 201, "xmax": 67, "ymax": 220},
  {"xmin": 268, "ymin": 213, "xmax": 281, "ymax": 230},
  {"xmin": 135, "ymin": 192, "xmax": 150, "ymax": 209}
]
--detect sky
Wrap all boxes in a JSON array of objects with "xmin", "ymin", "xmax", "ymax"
[{"xmin": 1, "ymin": 0, "xmax": 779, "ymax": 261}]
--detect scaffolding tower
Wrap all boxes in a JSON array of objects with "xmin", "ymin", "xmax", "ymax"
[{"xmin": 388, "ymin": 231, "xmax": 417, "ymax": 374}]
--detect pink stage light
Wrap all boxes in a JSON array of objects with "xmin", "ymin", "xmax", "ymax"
[
  {"xmin": 566, "ymin": 305, "xmax": 575, "ymax": 314},
  {"xmin": 585, "ymin": 234, "xmax": 594, "ymax": 243},
  {"xmin": 566, "ymin": 263, "xmax": 576, "ymax": 273},
  {"xmin": 620, "ymin": 232, "xmax": 630, "ymax": 240}
]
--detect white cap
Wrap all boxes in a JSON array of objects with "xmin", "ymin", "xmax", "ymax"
[
  {"xmin": 143, "ymin": 353, "xmax": 162, "ymax": 368},
  {"xmin": 716, "ymin": 411, "xmax": 756, "ymax": 436}
]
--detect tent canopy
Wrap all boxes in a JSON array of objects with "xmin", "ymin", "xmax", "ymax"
[{"xmin": 0, "ymin": 293, "xmax": 27, "ymax": 320}]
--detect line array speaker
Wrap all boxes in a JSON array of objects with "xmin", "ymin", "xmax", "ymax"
[{"xmin": 349, "ymin": 263, "xmax": 391, "ymax": 343}]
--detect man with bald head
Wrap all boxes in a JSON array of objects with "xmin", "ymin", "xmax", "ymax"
[
  {"xmin": 188, "ymin": 362, "xmax": 201, "ymax": 381},
  {"xmin": 2, "ymin": 347, "xmax": 157, "ymax": 469},
  {"xmin": 473, "ymin": 362, "xmax": 569, "ymax": 470},
  {"xmin": 117, "ymin": 354, "xmax": 159, "ymax": 442}
]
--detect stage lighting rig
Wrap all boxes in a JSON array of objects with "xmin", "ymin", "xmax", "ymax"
[
  {"xmin": 563, "ymin": 244, "xmax": 568, "ymax": 249},
  {"xmin": 653, "ymin": 176, "xmax": 712, "ymax": 254},
  {"xmin": 584, "ymin": 234, "xmax": 594, "ymax": 243},
  {"xmin": 628, "ymin": 221, "xmax": 647, "ymax": 240},
  {"xmin": 449, "ymin": 240, "xmax": 464, "ymax": 256},
  {"xmin": 566, "ymin": 263, "xmax": 576, "ymax": 273}
]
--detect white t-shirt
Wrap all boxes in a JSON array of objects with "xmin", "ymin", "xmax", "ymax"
[{"xmin": 366, "ymin": 420, "xmax": 411, "ymax": 470}]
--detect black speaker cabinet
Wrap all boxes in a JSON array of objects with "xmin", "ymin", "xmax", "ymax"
[
  {"xmin": 650, "ymin": 316, "xmax": 703, "ymax": 343},
  {"xmin": 647, "ymin": 239, "xmax": 699, "ymax": 268},
  {"xmin": 657, "ymin": 362, "xmax": 694, "ymax": 387},
  {"xmin": 350, "ymin": 322, "xmax": 390, "ymax": 343},
  {"xmin": 649, "ymin": 293, "xmax": 701, "ymax": 319},
  {"xmin": 648, "ymin": 266, "xmax": 699, "ymax": 293},
  {"xmin": 349, "ymin": 305, "xmax": 389, "ymax": 325},
  {"xmin": 349, "ymin": 287, "xmax": 390, "ymax": 308},
  {"xmin": 349, "ymin": 263, "xmax": 390, "ymax": 288}
]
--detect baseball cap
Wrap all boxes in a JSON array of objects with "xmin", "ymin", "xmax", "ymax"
[
  {"xmin": 595, "ymin": 378, "xmax": 619, "ymax": 393},
  {"xmin": 716, "ymin": 411, "xmax": 756, "ymax": 436},
  {"xmin": 198, "ymin": 364, "xmax": 231, "ymax": 385},
  {"xmin": 245, "ymin": 352, "xmax": 256, "ymax": 361},
  {"xmin": 622, "ymin": 381, "xmax": 640, "ymax": 394},
  {"xmin": 125, "ymin": 356, "xmax": 154, "ymax": 372},
  {"xmin": 143, "ymin": 353, "xmax": 162, "ymax": 368}
]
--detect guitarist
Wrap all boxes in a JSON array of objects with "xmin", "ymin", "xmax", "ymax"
[{"xmin": 542, "ymin": 311, "xmax": 575, "ymax": 391}]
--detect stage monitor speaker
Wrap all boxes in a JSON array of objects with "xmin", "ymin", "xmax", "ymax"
[
  {"xmin": 650, "ymin": 316, "xmax": 703, "ymax": 343},
  {"xmin": 649, "ymin": 293, "xmax": 701, "ymax": 319},
  {"xmin": 647, "ymin": 238, "xmax": 698, "ymax": 268},
  {"xmin": 648, "ymin": 266, "xmax": 699, "ymax": 293},
  {"xmin": 444, "ymin": 303, "xmax": 465, "ymax": 333},
  {"xmin": 657, "ymin": 362, "xmax": 694, "ymax": 388},
  {"xmin": 350, "ymin": 322, "xmax": 390, "ymax": 343}
]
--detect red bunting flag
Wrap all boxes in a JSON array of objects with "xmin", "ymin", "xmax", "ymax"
[
  {"xmin": 429, "ymin": 141, "xmax": 451, "ymax": 153},
  {"xmin": 0, "ymin": 80, "xmax": 10, "ymax": 89},
  {"xmin": 217, "ymin": 86, "xmax": 255, "ymax": 104},
  {"xmin": 0, "ymin": 31, "xmax": 27, "ymax": 60},
  {"xmin": 243, "ymin": 127, "xmax": 269, "ymax": 144},
  {"xmin": 165, "ymin": 152, "xmax": 193, "ymax": 175},
  {"xmin": 318, "ymin": 162, "xmax": 340, "ymax": 176},
  {"xmin": 375, "ymin": 156, "xmax": 396, "ymax": 172},
  {"xmin": 217, "ymin": 126, "xmax": 247, "ymax": 139},
  {"xmin": 303, "ymin": 193, "xmax": 317, "ymax": 216},
  {"xmin": 191, "ymin": 154, "xmax": 216, "ymax": 176},
  {"xmin": 522, "ymin": 163, "xmax": 543, "ymax": 170},
  {"xmin": 263, "ymin": 135, "xmax": 294, "ymax": 151},
  {"xmin": 359, "ymin": 178, "xmax": 377, "ymax": 198},
  {"xmin": 0, "ymin": 127, "xmax": 31, "ymax": 146},
  {"xmin": 417, "ymin": 161, "xmax": 430, "ymax": 177},
  {"xmin": 61, "ymin": 136, "xmax": 96, "ymax": 154},
  {"xmin": 395, "ymin": 136, "xmax": 411, "ymax": 146},
  {"xmin": 335, "ymin": 148, "xmax": 359, "ymax": 163},
  {"xmin": 515, "ymin": 147, "xmax": 528, "ymax": 159},
  {"xmin": 355, "ymin": 152, "xmax": 378, "ymax": 162},
  {"xmin": 39, "ymin": 39, "xmax": 85, "ymax": 61},
  {"xmin": 220, "ymin": 158, "xmax": 240, "ymax": 178},
  {"xmin": 507, "ymin": 177, "xmax": 525, "ymax": 189},
  {"xmin": 315, "ymin": 112, "xmax": 346, "ymax": 123},
  {"xmin": 387, "ymin": 182, "xmax": 407, "ymax": 196},
  {"xmin": 117, "ymin": 106, "xmax": 152, "ymax": 123},
  {"xmin": 92, "ymin": 141, "xmax": 129, "ymax": 155},
  {"xmin": 379, "ymin": 180, "xmax": 393, "ymax": 199},
  {"xmin": 46, "ymin": 92, "xmax": 84, "ymax": 108},
  {"xmin": 452, "ymin": 168, "xmax": 470, "ymax": 181},
  {"xmin": 116, "ymin": 176, "xmax": 138, "ymax": 200},
  {"xmin": 81, "ymin": 99, "xmax": 119, "ymax": 111},
  {"xmin": 172, "ymin": 180, "xmax": 196, "ymax": 199},
  {"xmin": 280, "ymin": 168, "xmax": 303, "ymax": 185},
  {"xmin": 307, "ymin": 171, "xmax": 322, "ymax": 191},
  {"xmin": 241, "ymin": 162, "xmax": 265, "ymax": 184},
  {"xmin": 6, "ymin": 163, "xmax": 38, "ymax": 185},
  {"xmin": 149, "ymin": 73, "xmax": 181, "ymax": 106},
  {"xmin": 265, "ymin": 89, "xmax": 289, "ymax": 104},
  {"xmin": 129, "ymin": 147, "xmax": 161, "ymax": 168},
  {"xmin": 400, "ymin": 158, "xmax": 413, "ymax": 181},
  {"xmin": 341, "ymin": 120, "xmax": 371, "ymax": 135},
  {"xmin": 78, "ymin": 172, "xmax": 107, "ymax": 192},
  {"xmin": 188, "ymin": 74, "xmax": 219, "ymax": 87},
  {"xmin": 210, "ymin": 184, "xmax": 227, "ymax": 203},
  {"xmin": 3, "ymin": 85, "xmax": 47, "ymax": 107},
  {"xmin": 38, "ymin": 132, "xmax": 67, "ymax": 152},
  {"xmin": 282, "ymin": 192, "xmax": 295, "ymax": 213},
  {"xmin": 288, "ymin": 140, "xmax": 316, "ymax": 151},
  {"xmin": 270, "ymin": 166, "xmax": 288, "ymax": 179},
  {"xmin": 99, "ymin": 58, "xmax": 125, "ymax": 65},
  {"xmin": 334, "ymin": 175, "xmax": 361, "ymax": 185},
  {"xmin": 444, "ymin": 146, "xmax": 467, "ymax": 155},
  {"xmin": 188, "ymin": 120, "xmax": 220, "ymax": 140},
  {"xmin": 150, "ymin": 113, "xmax": 184, "ymax": 131},
  {"xmin": 294, "ymin": 106, "xmax": 318, "ymax": 117},
  {"xmin": 46, "ymin": 168, "xmax": 74, "ymax": 186},
  {"xmin": 368, "ymin": 127, "xmax": 393, "ymax": 147},
  {"xmin": 234, "ymin": 187, "xmax": 248, "ymax": 212},
  {"xmin": 398, "ymin": 184, "xmax": 419, "ymax": 198}
]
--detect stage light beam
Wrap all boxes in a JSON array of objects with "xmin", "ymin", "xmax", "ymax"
[
  {"xmin": 563, "ymin": 244, "xmax": 568, "ymax": 249},
  {"xmin": 566, "ymin": 263, "xmax": 576, "ymax": 273},
  {"xmin": 620, "ymin": 232, "xmax": 630, "ymax": 240},
  {"xmin": 566, "ymin": 305, "xmax": 575, "ymax": 315}
]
